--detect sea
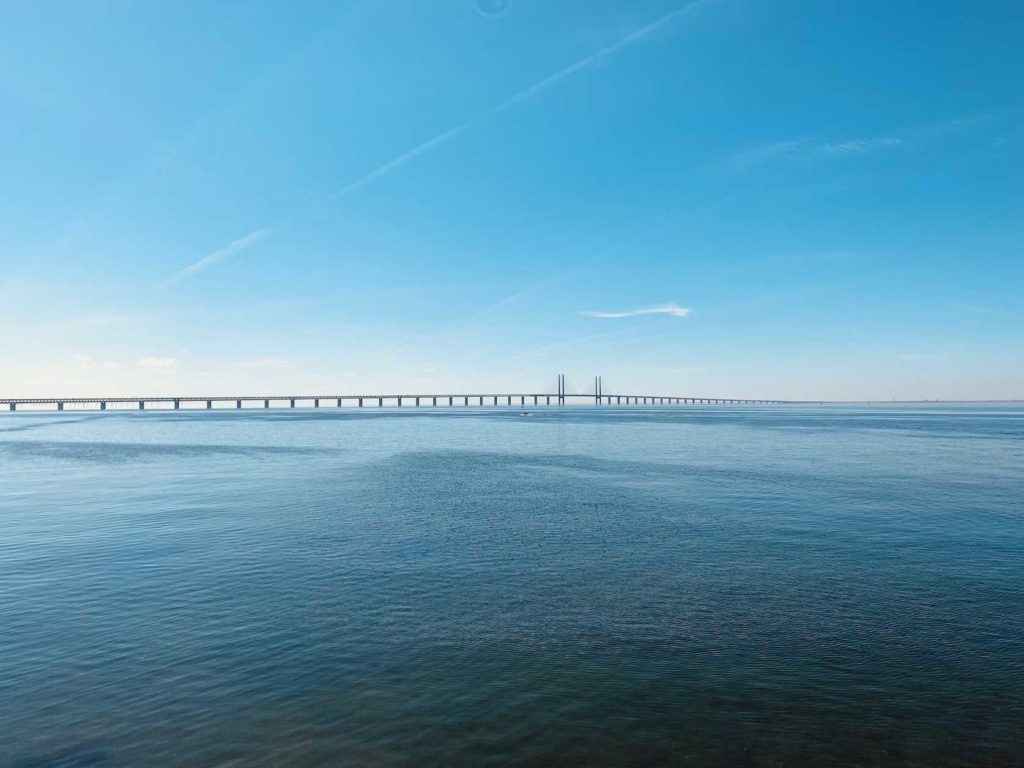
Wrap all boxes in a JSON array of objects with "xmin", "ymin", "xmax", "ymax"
[{"xmin": 1, "ymin": 405, "xmax": 1022, "ymax": 767}]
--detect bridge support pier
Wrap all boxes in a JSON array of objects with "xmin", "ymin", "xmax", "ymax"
[
  {"xmin": 315, "ymin": 398, "xmax": 320, "ymax": 408},
  {"xmin": 397, "ymin": 397, "xmax": 402, "ymax": 407},
  {"xmin": 139, "ymin": 401, "xmax": 145, "ymax": 410},
  {"xmin": 174, "ymin": 399, "xmax": 180, "ymax": 410},
  {"xmin": 8, "ymin": 403, "xmax": 14, "ymax": 411},
  {"xmin": 480, "ymin": 396, "xmax": 485, "ymax": 406},
  {"xmin": 493, "ymin": 396, "xmax": 498, "ymax": 406},
  {"xmin": 546, "ymin": 395, "xmax": 550, "ymax": 405},
  {"xmin": 507, "ymin": 395, "xmax": 512, "ymax": 406},
  {"xmin": 449, "ymin": 396, "xmax": 453, "ymax": 406},
  {"xmin": 265, "ymin": 399, "xmax": 270, "ymax": 409},
  {"xmin": 415, "ymin": 397, "xmax": 420, "ymax": 406},
  {"xmin": 235, "ymin": 399, "xmax": 241, "ymax": 409},
  {"xmin": 378, "ymin": 398, "xmax": 383, "ymax": 407},
  {"xmin": 290, "ymin": 398, "xmax": 295, "ymax": 408},
  {"xmin": 432, "ymin": 397, "xmax": 437, "ymax": 406},
  {"xmin": 57, "ymin": 402, "xmax": 63, "ymax": 411},
  {"xmin": 337, "ymin": 398, "xmax": 343, "ymax": 407},
  {"xmin": 100, "ymin": 402, "xmax": 106, "ymax": 411},
  {"xmin": 207, "ymin": 400, "xmax": 212, "ymax": 409},
  {"xmin": 464, "ymin": 396, "xmax": 469, "ymax": 406},
  {"xmin": 358, "ymin": 398, "xmax": 363, "ymax": 407}
]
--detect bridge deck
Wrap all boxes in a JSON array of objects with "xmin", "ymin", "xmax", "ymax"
[{"xmin": 0, "ymin": 393, "xmax": 792, "ymax": 411}]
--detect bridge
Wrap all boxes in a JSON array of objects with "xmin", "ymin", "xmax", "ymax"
[{"xmin": 1, "ymin": 375, "xmax": 794, "ymax": 412}]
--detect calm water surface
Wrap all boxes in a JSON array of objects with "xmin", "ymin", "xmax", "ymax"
[{"xmin": 1, "ymin": 406, "xmax": 1022, "ymax": 767}]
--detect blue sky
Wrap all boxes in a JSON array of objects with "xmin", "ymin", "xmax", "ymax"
[{"xmin": 2, "ymin": 0, "xmax": 1021, "ymax": 400}]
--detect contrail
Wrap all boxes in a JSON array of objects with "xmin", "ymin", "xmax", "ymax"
[
  {"xmin": 492, "ymin": 0, "xmax": 712, "ymax": 116},
  {"xmin": 171, "ymin": 2, "xmax": 713, "ymax": 284},
  {"xmin": 328, "ymin": 123, "xmax": 473, "ymax": 201},
  {"xmin": 329, "ymin": 0, "xmax": 714, "ymax": 202},
  {"xmin": 168, "ymin": 228, "xmax": 271, "ymax": 283}
]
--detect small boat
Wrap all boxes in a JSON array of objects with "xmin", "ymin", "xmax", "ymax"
[{"xmin": 520, "ymin": 411, "xmax": 532, "ymax": 416}]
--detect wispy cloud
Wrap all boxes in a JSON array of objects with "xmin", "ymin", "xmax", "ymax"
[
  {"xmin": 139, "ymin": 356, "xmax": 178, "ymax": 370},
  {"xmin": 584, "ymin": 302, "xmax": 691, "ymax": 319},
  {"xmin": 922, "ymin": 115, "xmax": 987, "ymax": 138},
  {"xmin": 329, "ymin": 1, "xmax": 713, "ymax": 202},
  {"xmin": 730, "ymin": 134, "xmax": 905, "ymax": 170},
  {"xmin": 955, "ymin": 302, "xmax": 995, "ymax": 314},
  {"xmin": 824, "ymin": 137, "xmax": 902, "ymax": 155},
  {"xmin": 73, "ymin": 354, "xmax": 120, "ymax": 371},
  {"xmin": 237, "ymin": 356, "xmax": 298, "ymax": 369},
  {"xmin": 169, "ymin": 228, "xmax": 271, "ymax": 283},
  {"xmin": 727, "ymin": 139, "xmax": 808, "ymax": 169}
]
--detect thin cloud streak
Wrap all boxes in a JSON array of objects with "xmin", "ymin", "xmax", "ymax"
[
  {"xmin": 731, "ymin": 135, "xmax": 903, "ymax": 169},
  {"xmin": 955, "ymin": 302, "xmax": 996, "ymax": 314},
  {"xmin": 825, "ymin": 137, "xmax": 902, "ymax": 155},
  {"xmin": 732, "ymin": 114, "xmax": 981, "ymax": 171},
  {"xmin": 169, "ymin": 228, "xmax": 271, "ymax": 283},
  {"xmin": 727, "ymin": 139, "xmax": 808, "ymax": 170},
  {"xmin": 328, "ymin": 0, "xmax": 713, "ymax": 202},
  {"xmin": 585, "ymin": 302, "xmax": 691, "ymax": 318}
]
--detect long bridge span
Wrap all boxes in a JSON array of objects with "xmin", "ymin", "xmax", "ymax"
[
  {"xmin": 1, "ymin": 393, "xmax": 793, "ymax": 412},
  {"xmin": 1, "ymin": 376, "xmax": 796, "ymax": 411}
]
